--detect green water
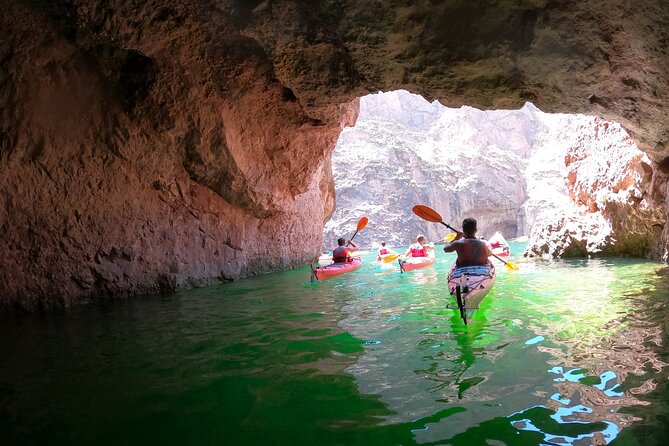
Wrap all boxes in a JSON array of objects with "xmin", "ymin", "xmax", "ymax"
[{"xmin": 1, "ymin": 242, "xmax": 669, "ymax": 445}]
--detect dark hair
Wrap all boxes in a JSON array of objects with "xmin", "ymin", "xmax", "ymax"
[
  {"xmin": 337, "ymin": 238, "xmax": 346, "ymax": 246},
  {"xmin": 462, "ymin": 218, "xmax": 477, "ymax": 234},
  {"xmin": 381, "ymin": 241, "xmax": 386, "ymax": 246}
]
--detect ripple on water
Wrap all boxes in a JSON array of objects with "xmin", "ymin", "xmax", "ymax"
[{"xmin": 1, "ymin": 247, "xmax": 668, "ymax": 444}]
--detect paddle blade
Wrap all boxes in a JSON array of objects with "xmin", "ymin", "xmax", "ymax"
[
  {"xmin": 504, "ymin": 260, "xmax": 520, "ymax": 270},
  {"xmin": 443, "ymin": 232, "xmax": 457, "ymax": 242},
  {"xmin": 356, "ymin": 217, "xmax": 369, "ymax": 232},
  {"xmin": 412, "ymin": 205, "xmax": 443, "ymax": 223},
  {"xmin": 381, "ymin": 253, "xmax": 400, "ymax": 263}
]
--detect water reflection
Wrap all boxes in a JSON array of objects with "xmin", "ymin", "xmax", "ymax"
[
  {"xmin": 1, "ymin": 251, "xmax": 668, "ymax": 445},
  {"xmin": 339, "ymin": 253, "xmax": 669, "ymax": 444}
]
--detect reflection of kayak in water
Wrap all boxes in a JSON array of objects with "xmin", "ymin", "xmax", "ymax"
[
  {"xmin": 311, "ymin": 258, "xmax": 362, "ymax": 281},
  {"xmin": 447, "ymin": 262, "xmax": 496, "ymax": 325},
  {"xmin": 488, "ymin": 232, "xmax": 510, "ymax": 257},
  {"xmin": 398, "ymin": 253, "xmax": 435, "ymax": 273}
]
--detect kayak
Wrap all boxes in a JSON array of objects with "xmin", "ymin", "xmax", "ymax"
[
  {"xmin": 398, "ymin": 254, "xmax": 435, "ymax": 273},
  {"xmin": 488, "ymin": 232, "xmax": 510, "ymax": 257},
  {"xmin": 311, "ymin": 257, "xmax": 362, "ymax": 281},
  {"xmin": 447, "ymin": 262, "xmax": 496, "ymax": 324}
]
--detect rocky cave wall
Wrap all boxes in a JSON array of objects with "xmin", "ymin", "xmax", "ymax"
[{"xmin": 1, "ymin": 0, "xmax": 668, "ymax": 311}]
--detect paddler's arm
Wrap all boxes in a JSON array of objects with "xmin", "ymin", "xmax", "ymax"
[
  {"xmin": 443, "ymin": 232, "xmax": 463, "ymax": 253},
  {"xmin": 484, "ymin": 242, "xmax": 493, "ymax": 256}
]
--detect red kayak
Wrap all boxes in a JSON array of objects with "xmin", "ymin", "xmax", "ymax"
[
  {"xmin": 398, "ymin": 254, "xmax": 435, "ymax": 273},
  {"xmin": 311, "ymin": 258, "xmax": 362, "ymax": 281}
]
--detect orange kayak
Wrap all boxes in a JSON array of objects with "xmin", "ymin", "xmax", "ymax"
[{"xmin": 311, "ymin": 258, "xmax": 362, "ymax": 281}]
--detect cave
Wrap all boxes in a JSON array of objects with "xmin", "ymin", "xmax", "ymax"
[{"xmin": 1, "ymin": 0, "xmax": 668, "ymax": 312}]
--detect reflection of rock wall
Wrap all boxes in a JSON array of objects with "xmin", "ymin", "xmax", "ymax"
[{"xmin": 326, "ymin": 91, "xmax": 657, "ymax": 258}]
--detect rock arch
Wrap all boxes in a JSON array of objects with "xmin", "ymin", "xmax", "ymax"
[{"xmin": 1, "ymin": 0, "xmax": 667, "ymax": 310}]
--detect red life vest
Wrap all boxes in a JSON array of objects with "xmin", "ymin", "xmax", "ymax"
[
  {"xmin": 379, "ymin": 248, "xmax": 389, "ymax": 255},
  {"xmin": 332, "ymin": 246, "xmax": 349, "ymax": 263},
  {"xmin": 410, "ymin": 245, "xmax": 427, "ymax": 257}
]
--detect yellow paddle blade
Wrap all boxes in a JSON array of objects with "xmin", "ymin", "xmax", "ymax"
[
  {"xmin": 491, "ymin": 253, "xmax": 520, "ymax": 270},
  {"xmin": 443, "ymin": 232, "xmax": 457, "ymax": 242},
  {"xmin": 381, "ymin": 253, "xmax": 400, "ymax": 263},
  {"xmin": 504, "ymin": 260, "xmax": 520, "ymax": 270}
]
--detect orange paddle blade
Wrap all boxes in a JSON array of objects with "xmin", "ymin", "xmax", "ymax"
[
  {"xmin": 356, "ymin": 216, "xmax": 369, "ymax": 232},
  {"xmin": 412, "ymin": 205, "xmax": 444, "ymax": 223}
]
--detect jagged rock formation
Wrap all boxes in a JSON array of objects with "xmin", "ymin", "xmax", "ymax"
[
  {"xmin": 323, "ymin": 91, "xmax": 657, "ymax": 257},
  {"xmin": 324, "ymin": 91, "xmax": 533, "ymax": 248},
  {"xmin": 524, "ymin": 113, "xmax": 664, "ymax": 258},
  {"xmin": 1, "ymin": 0, "xmax": 668, "ymax": 311}
]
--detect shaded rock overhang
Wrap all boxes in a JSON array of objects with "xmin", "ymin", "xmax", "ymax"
[{"xmin": 1, "ymin": 0, "xmax": 668, "ymax": 311}]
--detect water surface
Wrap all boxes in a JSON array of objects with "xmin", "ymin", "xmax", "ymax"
[{"xmin": 1, "ymin": 243, "xmax": 668, "ymax": 445}]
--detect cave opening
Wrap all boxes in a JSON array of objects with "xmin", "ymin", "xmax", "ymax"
[{"xmin": 323, "ymin": 90, "xmax": 654, "ymax": 259}]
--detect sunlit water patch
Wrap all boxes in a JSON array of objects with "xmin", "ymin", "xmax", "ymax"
[{"xmin": 1, "ymin": 242, "xmax": 668, "ymax": 445}]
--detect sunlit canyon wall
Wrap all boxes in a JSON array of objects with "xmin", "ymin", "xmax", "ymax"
[{"xmin": 325, "ymin": 91, "xmax": 661, "ymax": 259}]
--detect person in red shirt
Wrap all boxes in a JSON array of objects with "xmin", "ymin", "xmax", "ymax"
[
  {"xmin": 404, "ymin": 235, "xmax": 433, "ymax": 258},
  {"xmin": 332, "ymin": 238, "xmax": 357, "ymax": 263}
]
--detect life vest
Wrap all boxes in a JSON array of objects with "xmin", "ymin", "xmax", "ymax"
[
  {"xmin": 332, "ymin": 246, "xmax": 349, "ymax": 263},
  {"xmin": 379, "ymin": 248, "xmax": 389, "ymax": 255},
  {"xmin": 410, "ymin": 244, "xmax": 427, "ymax": 257}
]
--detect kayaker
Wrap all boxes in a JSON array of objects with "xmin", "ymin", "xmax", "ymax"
[
  {"xmin": 443, "ymin": 218, "xmax": 492, "ymax": 267},
  {"xmin": 332, "ymin": 238, "xmax": 357, "ymax": 263},
  {"xmin": 404, "ymin": 235, "xmax": 433, "ymax": 258},
  {"xmin": 378, "ymin": 241, "xmax": 392, "ymax": 256}
]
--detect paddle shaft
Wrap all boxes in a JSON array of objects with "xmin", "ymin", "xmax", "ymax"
[{"xmin": 437, "ymin": 221, "xmax": 512, "ymax": 267}]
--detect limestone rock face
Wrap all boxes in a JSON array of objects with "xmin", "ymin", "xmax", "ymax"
[
  {"xmin": 325, "ymin": 91, "xmax": 660, "ymax": 258},
  {"xmin": 1, "ymin": 0, "xmax": 668, "ymax": 310},
  {"xmin": 324, "ymin": 91, "xmax": 534, "ymax": 248}
]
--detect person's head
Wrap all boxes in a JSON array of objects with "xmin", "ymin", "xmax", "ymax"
[
  {"xmin": 416, "ymin": 234, "xmax": 425, "ymax": 244},
  {"xmin": 381, "ymin": 241, "xmax": 386, "ymax": 247},
  {"xmin": 462, "ymin": 218, "xmax": 477, "ymax": 237},
  {"xmin": 337, "ymin": 238, "xmax": 346, "ymax": 246}
]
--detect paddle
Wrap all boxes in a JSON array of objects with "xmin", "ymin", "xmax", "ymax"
[
  {"xmin": 411, "ymin": 205, "xmax": 519, "ymax": 270},
  {"xmin": 347, "ymin": 216, "xmax": 369, "ymax": 246}
]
